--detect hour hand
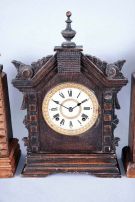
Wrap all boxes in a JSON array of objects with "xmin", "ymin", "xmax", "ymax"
[
  {"xmin": 78, "ymin": 99, "xmax": 88, "ymax": 106},
  {"xmin": 72, "ymin": 99, "xmax": 88, "ymax": 109}
]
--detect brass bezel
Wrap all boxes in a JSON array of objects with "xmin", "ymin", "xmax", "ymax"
[{"xmin": 42, "ymin": 82, "xmax": 99, "ymax": 136}]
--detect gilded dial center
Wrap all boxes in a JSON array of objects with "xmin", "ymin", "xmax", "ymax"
[{"xmin": 42, "ymin": 83, "xmax": 99, "ymax": 136}]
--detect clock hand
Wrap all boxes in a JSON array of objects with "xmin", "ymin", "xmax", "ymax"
[
  {"xmin": 52, "ymin": 100, "xmax": 69, "ymax": 110},
  {"xmin": 72, "ymin": 99, "xmax": 88, "ymax": 110}
]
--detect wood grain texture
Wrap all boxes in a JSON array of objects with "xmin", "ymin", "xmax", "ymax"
[
  {"xmin": 0, "ymin": 138, "xmax": 21, "ymax": 178},
  {"xmin": 0, "ymin": 68, "xmax": 21, "ymax": 177},
  {"xmin": 122, "ymin": 72, "xmax": 135, "ymax": 177},
  {"xmin": 22, "ymin": 153, "xmax": 120, "ymax": 177}
]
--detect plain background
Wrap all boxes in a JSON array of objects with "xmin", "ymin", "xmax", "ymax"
[{"xmin": 0, "ymin": 0, "xmax": 135, "ymax": 202}]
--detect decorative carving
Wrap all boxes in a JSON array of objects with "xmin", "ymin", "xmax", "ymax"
[
  {"xmin": 86, "ymin": 55, "xmax": 107, "ymax": 72},
  {"xmin": 12, "ymin": 56, "xmax": 53, "ymax": 80},
  {"xmin": 31, "ymin": 55, "xmax": 52, "ymax": 73},
  {"xmin": 86, "ymin": 55, "xmax": 126, "ymax": 79},
  {"xmin": 21, "ymin": 94, "xmax": 28, "ymax": 110},
  {"xmin": 104, "ymin": 91, "xmax": 113, "ymax": 100},
  {"xmin": 23, "ymin": 115, "xmax": 29, "ymax": 129},
  {"xmin": 106, "ymin": 60, "xmax": 126, "ymax": 79},
  {"xmin": 112, "ymin": 114, "xmax": 119, "ymax": 130},
  {"xmin": 12, "ymin": 60, "xmax": 34, "ymax": 79},
  {"xmin": 114, "ymin": 93, "xmax": 120, "ymax": 109},
  {"xmin": 106, "ymin": 64, "xmax": 117, "ymax": 78},
  {"xmin": 114, "ymin": 137, "xmax": 120, "ymax": 147},
  {"xmin": 103, "ymin": 89, "xmax": 120, "ymax": 150},
  {"xmin": 23, "ymin": 137, "xmax": 29, "ymax": 147},
  {"xmin": 103, "ymin": 91, "xmax": 113, "ymax": 153}
]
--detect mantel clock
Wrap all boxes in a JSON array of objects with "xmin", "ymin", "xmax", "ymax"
[{"xmin": 12, "ymin": 11, "xmax": 128, "ymax": 177}]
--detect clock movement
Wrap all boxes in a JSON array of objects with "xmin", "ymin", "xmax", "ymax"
[
  {"xmin": 12, "ymin": 11, "xmax": 128, "ymax": 177},
  {"xmin": 122, "ymin": 72, "xmax": 135, "ymax": 177},
  {"xmin": 0, "ymin": 63, "xmax": 20, "ymax": 177}
]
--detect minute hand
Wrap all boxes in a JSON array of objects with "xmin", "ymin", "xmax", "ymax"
[
  {"xmin": 72, "ymin": 99, "xmax": 88, "ymax": 109},
  {"xmin": 52, "ymin": 100, "xmax": 69, "ymax": 110}
]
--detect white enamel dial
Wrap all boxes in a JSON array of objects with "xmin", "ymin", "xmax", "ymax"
[{"xmin": 42, "ymin": 83, "xmax": 99, "ymax": 136}]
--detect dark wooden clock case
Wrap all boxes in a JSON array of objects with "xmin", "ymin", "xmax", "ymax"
[
  {"xmin": 12, "ymin": 12, "xmax": 128, "ymax": 177},
  {"xmin": 122, "ymin": 72, "xmax": 135, "ymax": 177},
  {"xmin": 0, "ymin": 65, "xmax": 21, "ymax": 177}
]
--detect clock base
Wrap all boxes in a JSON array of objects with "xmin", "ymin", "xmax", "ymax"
[
  {"xmin": 122, "ymin": 146, "xmax": 135, "ymax": 177},
  {"xmin": 22, "ymin": 153, "xmax": 121, "ymax": 177},
  {"xmin": 0, "ymin": 138, "xmax": 21, "ymax": 178}
]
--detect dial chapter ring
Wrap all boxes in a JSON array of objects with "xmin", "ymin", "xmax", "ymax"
[{"xmin": 42, "ymin": 82, "xmax": 99, "ymax": 136}]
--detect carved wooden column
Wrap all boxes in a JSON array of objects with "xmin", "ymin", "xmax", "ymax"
[{"xmin": 0, "ymin": 64, "xmax": 21, "ymax": 177}]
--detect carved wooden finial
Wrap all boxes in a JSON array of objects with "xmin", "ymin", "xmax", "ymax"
[
  {"xmin": 61, "ymin": 11, "xmax": 76, "ymax": 48},
  {"xmin": 66, "ymin": 11, "xmax": 72, "ymax": 17}
]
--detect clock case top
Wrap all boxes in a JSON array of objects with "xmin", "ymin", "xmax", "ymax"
[{"xmin": 12, "ymin": 13, "xmax": 128, "ymax": 156}]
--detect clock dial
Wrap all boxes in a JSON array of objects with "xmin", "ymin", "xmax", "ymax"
[{"xmin": 42, "ymin": 83, "xmax": 99, "ymax": 136}]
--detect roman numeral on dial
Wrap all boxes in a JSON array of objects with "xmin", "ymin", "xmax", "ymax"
[
  {"xmin": 59, "ymin": 92, "xmax": 65, "ymax": 98},
  {"xmin": 84, "ymin": 107, "xmax": 90, "ymax": 110},
  {"xmin": 53, "ymin": 113, "xmax": 59, "ymax": 121},
  {"xmin": 77, "ymin": 120, "xmax": 82, "ymax": 125},
  {"xmin": 60, "ymin": 119, "xmax": 65, "ymax": 125},
  {"xmin": 82, "ymin": 114, "xmax": 88, "ymax": 121},
  {"xmin": 68, "ymin": 90, "xmax": 72, "ymax": 97},
  {"xmin": 77, "ymin": 92, "xmax": 81, "ymax": 98},
  {"xmin": 50, "ymin": 107, "xmax": 58, "ymax": 111},
  {"xmin": 69, "ymin": 121, "xmax": 73, "ymax": 128}
]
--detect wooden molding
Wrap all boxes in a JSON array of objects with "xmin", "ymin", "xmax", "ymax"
[
  {"xmin": 0, "ymin": 138, "xmax": 21, "ymax": 178},
  {"xmin": 22, "ymin": 153, "xmax": 120, "ymax": 178}
]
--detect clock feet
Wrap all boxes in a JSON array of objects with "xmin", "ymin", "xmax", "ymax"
[
  {"xmin": 21, "ymin": 153, "xmax": 121, "ymax": 178},
  {"xmin": 0, "ymin": 138, "xmax": 21, "ymax": 178},
  {"xmin": 122, "ymin": 146, "xmax": 135, "ymax": 177},
  {"xmin": 22, "ymin": 166, "xmax": 53, "ymax": 177}
]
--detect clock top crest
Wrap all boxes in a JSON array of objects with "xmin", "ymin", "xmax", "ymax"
[{"xmin": 12, "ymin": 11, "xmax": 128, "ymax": 177}]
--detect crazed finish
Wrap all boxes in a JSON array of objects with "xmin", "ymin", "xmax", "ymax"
[{"xmin": 12, "ymin": 12, "xmax": 128, "ymax": 177}]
